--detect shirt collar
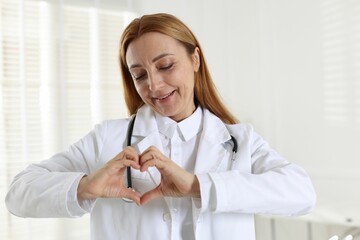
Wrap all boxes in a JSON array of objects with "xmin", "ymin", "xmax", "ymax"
[{"xmin": 155, "ymin": 107, "xmax": 203, "ymax": 142}]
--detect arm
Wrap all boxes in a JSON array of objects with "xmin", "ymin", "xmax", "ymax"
[
  {"xmin": 5, "ymin": 123, "xmax": 106, "ymax": 218},
  {"xmin": 197, "ymin": 125, "xmax": 316, "ymax": 216}
]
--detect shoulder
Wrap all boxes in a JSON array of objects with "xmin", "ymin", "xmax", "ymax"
[
  {"xmin": 225, "ymin": 123, "xmax": 255, "ymax": 143},
  {"xmin": 202, "ymin": 108, "xmax": 256, "ymax": 143},
  {"xmin": 202, "ymin": 108, "xmax": 253, "ymax": 135},
  {"xmin": 226, "ymin": 123, "xmax": 277, "ymax": 157},
  {"xmin": 226, "ymin": 123, "xmax": 254, "ymax": 135},
  {"xmin": 101, "ymin": 118, "xmax": 130, "ymax": 130},
  {"xmin": 90, "ymin": 118, "xmax": 130, "ymax": 140}
]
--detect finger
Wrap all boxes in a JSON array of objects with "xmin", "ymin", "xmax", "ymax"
[
  {"xmin": 140, "ymin": 149, "xmax": 167, "ymax": 166},
  {"xmin": 140, "ymin": 158, "xmax": 163, "ymax": 172},
  {"xmin": 141, "ymin": 145, "xmax": 159, "ymax": 154},
  {"xmin": 106, "ymin": 159, "xmax": 140, "ymax": 174},
  {"xmin": 120, "ymin": 159, "xmax": 141, "ymax": 169},
  {"xmin": 122, "ymin": 187, "xmax": 141, "ymax": 205},
  {"xmin": 140, "ymin": 186, "xmax": 162, "ymax": 205},
  {"xmin": 139, "ymin": 146, "xmax": 164, "ymax": 163},
  {"xmin": 114, "ymin": 147, "xmax": 139, "ymax": 162},
  {"xmin": 139, "ymin": 151, "xmax": 157, "ymax": 165},
  {"xmin": 124, "ymin": 146, "xmax": 140, "ymax": 159},
  {"xmin": 110, "ymin": 158, "xmax": 140, "ymax": 169}
]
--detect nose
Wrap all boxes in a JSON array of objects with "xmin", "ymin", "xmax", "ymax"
[{"xmin": 148, "ymin": 72, "xmax": 163, "ymax": 92}]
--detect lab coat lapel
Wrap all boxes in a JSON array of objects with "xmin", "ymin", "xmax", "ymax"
[
  {"xmin": 131, "ymin": 105, "xmax": 163, "ymax": 185},
  {"xmin": 192, "ymin": 109, "xmax": 232, "ymax": 234},
  {"xmin": 194, "ymin": 109, "xmax": 232, "ymax": 174},
  {"xmin": 131, "ymin": 105, "xmax": 177, "ymax": 209}
]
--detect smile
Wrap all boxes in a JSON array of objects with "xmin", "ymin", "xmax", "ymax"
[{"xmin": 153, "ymin": 91, "xmax": 175, "ymax": 101}]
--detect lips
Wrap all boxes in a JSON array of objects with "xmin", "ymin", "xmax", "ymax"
[{"xmin": 152, "ymin": 90, "xmax": 175, "ymax": 101}]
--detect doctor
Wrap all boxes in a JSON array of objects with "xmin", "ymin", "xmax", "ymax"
[{"xmin": 6, "ymin": 13, "xmax": 316, "ymax": 240}]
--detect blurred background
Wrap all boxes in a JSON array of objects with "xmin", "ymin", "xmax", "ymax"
[{"xmin": 1, "ymin": 0, "xmax": 359, "ymax": 239}]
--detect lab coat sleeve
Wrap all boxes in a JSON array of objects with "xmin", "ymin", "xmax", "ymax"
[
  {"xmin": 5, "ymin": 122, "xmax": 106, "ymax": 218},
  {"xmin": 197, "ymin": 125, "xmax": 316, "ymax": 216}
]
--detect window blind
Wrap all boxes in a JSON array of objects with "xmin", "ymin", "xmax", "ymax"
[{"xmin": 0, "ymin": 0, "xmax": 137, "ymax": 239}]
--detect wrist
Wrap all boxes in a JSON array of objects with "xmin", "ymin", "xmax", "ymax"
[
  {"xmin": 77, "ymin": 175, "xmax": 97, "ymax": 201},
  {"xmin": 191, "ymin": 175, "xmax": 201, "ymax": 198}
]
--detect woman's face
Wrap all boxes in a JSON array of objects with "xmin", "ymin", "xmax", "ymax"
[{"xmin": 126, "ymin": 32, "xmax": 200, "ymax": 122}]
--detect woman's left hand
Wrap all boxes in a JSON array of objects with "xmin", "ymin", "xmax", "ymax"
[{"xmin": 139, "ymin": 146, "xmax": 200, "ymax": 205}]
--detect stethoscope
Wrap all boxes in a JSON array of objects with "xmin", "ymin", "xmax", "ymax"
[{"xmin": 122, "ymin": 113, "xmax": 238, "ymax": 203}]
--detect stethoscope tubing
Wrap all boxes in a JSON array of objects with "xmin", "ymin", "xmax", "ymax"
[{"xmin": 125, "ymin": 114, "xmax": 137, "ymax": 190}]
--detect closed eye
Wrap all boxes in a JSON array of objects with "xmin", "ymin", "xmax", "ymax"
[
  {"xmin": 159, "ymin": 64, "xmax": 173, "ymax": 71},
  {"xmin": 133, "ymin": 73, "xmax": 147, "ymax": 81}
]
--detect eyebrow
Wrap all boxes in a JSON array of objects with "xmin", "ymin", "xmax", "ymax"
[{"xmin": 129, "ymin": 53, "xmax": 174, "ymax": 69}]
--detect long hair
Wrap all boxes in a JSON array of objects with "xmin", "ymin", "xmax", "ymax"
[{"xmin": 119, "ymin": 13, "xmax": 238, "ymax": 124}]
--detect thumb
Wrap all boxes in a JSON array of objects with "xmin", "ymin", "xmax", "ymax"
[
  {"xmin": 122, "ymin": 187, "xmax": 141, "ymax": 205},
  {"xmin": 140, "ymin": 186, "xmax": 162, "ymax": 205}
]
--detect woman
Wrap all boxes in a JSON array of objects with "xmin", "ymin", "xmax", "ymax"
[{"xmin": 6, "ymin": 13, "xmax": 316, "ymax": 240}]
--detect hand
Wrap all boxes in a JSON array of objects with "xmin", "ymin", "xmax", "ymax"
[
  {"xmin": 77, "ymin": 146, "xmax": 141, "ymax": 205},
  {"xmin": 139, "ymin": 146, "xmax": 200, "ymax": 205}
]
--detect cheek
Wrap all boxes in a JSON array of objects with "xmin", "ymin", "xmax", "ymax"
[
  {"xmin": 174, "ymin": 68, "xmax": 194, "ymax": 86},
  {"xmin": 181, "ymin": 72, "xmax": 195, "ymax": 91},
  {"xmin": 134, "ymin": 83, "xmax": 148, "ymax": 97}
]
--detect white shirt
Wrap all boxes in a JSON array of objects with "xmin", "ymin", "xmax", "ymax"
[{"xmin": 155, "ymin": 107, "xmax": 203, "ymax": 240}]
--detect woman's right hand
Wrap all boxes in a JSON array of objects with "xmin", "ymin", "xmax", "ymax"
[{"xmin": 77, "ymin": 146, "xmax": 141, "ymax": 205}]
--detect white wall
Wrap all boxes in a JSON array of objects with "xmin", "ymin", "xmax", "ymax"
[{"xmin": 135, "ymin": 0, "xmax": 360, "ymax": 234}]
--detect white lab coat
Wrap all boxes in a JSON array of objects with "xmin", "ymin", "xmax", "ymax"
[{"xmin": 6, "ymin": 105, "xmax": 316, "ymax": 240}]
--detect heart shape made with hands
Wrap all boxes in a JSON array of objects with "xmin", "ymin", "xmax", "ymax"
[{"xmin": 118, "ymin": 146, "xmax": 199, "ymax": 205}]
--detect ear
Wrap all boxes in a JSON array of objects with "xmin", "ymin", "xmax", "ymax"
[{"xmin": 192, "ymin": 47, "xmax": 200, "ymax": 72}]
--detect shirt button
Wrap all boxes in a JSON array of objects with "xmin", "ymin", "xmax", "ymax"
[
  {"xmin": 172, "ymin": 208, "xmax": 178, "ymax": 213},
  {"xmin": 163, "ymin": 212, "xmax": 171, "ymax": 222}
]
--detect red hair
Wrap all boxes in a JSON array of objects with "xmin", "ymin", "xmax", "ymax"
[{"xmin": 119, "ymin": 13, "xmax": 238, "ymax": 124}]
